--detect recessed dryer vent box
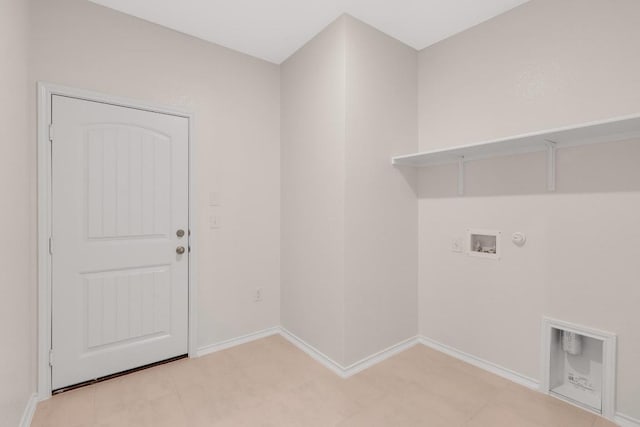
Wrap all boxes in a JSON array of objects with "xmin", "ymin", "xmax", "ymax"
[
  {"xmin": 541, "ymin": 317, "xmax": 616, "ymax": 419},
  {"xmin": 467, "ymin": 229, "xmax": 500, "ymax": 259}
]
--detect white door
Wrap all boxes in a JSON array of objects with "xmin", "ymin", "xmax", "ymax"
[{"xmin": 51, "ymin": 95, "xmax": 189, "ymax": 390}]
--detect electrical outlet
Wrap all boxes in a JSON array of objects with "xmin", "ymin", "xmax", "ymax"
[
  {"xmin": 209, "ymin": 214, "xmax": 221, "ymax": 229},
  {"xmin": 255, "ymin": 288, "xmax": 263, "ymax": 302},
  {"xmin": 209, "ymin": 191, "xmax": 220, "ymax": 206},
  {"xmin": 452, "ymin": 237, "xmax": 463, "ymax": 253}
]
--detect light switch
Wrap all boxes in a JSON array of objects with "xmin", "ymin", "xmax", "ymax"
[
  {"xmin": 452, "ymin": 237, "xmax": 463, "ymax": 253},
  {"xmin": 209, "ymin": 214, "xmax": 221, "ymax": 229},
  {"xmin": 209, "ymin": 192, "xmax": 220, "ymax": 207}
]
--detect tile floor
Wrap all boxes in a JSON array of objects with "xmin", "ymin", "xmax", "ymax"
[{"xmin": 31, "ymin": 335, "xmax": 617, "ymax": 427}]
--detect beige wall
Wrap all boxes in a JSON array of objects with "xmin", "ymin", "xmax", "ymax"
[
  {"xmin": 281, "ymin": 17, "xmax": 347, "ymax": 363},
  {"xmin": 344, "ymin": 17, "xmax": 418, "ymax": 365},
  {"xmin": 0, "ymin": 0, "xmax": 33, "ymax": 425},
  {"xmin": 30, "ymin": 0, "xmax": 281, "ymax": 351},
  {"xmin": 418, "ymin": 0, "xmax": 640, "ymax": 419},
  {"xmin": 8, "ymin": 0, "xmax": 640, "ymax": 421},
  {"xmin": 281, "ymin": 15, "xmax": 418, "ymax": 366}
]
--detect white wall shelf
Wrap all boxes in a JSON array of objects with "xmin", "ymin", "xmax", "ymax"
[{"xmin": 392, "ymin": 114, "xmax": 640, "ymax": 194}]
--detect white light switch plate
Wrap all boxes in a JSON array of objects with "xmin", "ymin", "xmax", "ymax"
[
  {"xmin": 209, "ymin": 191, "xmax": 220, "ymax": 206},
  {"xmin": 452, "ymin": 237, "xmax": 463, "ymax": 253},
  {"xmin": 209, "ymin": 214, "xmax": 221, "ymax": 229}
]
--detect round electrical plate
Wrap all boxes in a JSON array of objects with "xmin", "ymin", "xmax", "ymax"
[{"xmin": 512, "ymin": 232, "xmax": 526, "ymax": 246}]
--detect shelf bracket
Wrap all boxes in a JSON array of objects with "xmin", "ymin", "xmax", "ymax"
[
  {"xmin": 457, "ymin": 157, "xmax": 465, "ymax": 196},
  {"xmin": 546, "ymin": 141, "xmax": 557, "ymax": 192}
]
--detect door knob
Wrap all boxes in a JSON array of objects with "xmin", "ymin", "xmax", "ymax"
[
  {"xmin": 176, "ymin": 229, "xmax": 185, "ymax": 238},
  {"xmin": 176, "ymin": 246, "xmax": 186, "ymax": 255}
]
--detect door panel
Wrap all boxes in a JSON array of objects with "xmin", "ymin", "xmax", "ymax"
[
  {"xmin": 83, "ymin": 265, "xmax": 171, "ymax": 350},
  {"xmin": 85, "ymin": 125, "xmax": 172, "ymax": 239},
  {"xmin": 51, "ymin": 96, "xmax": 189, "ymax": 390}
]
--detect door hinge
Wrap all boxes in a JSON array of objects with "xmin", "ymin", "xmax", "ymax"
[
  {"xmin": 49, "ymin": 124, "xmax": 54, "ymax": 142},
  {"xmin": 49, "ymin": 237, "xmax": 53, "ymax": 255},
  {"xmin": 49, "ymin": 350, "xmax": 54, "ymax": 367}
]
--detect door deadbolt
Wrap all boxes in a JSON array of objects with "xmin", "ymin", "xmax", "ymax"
[
  {"xmin": 176, "ymin": 246, "xmax": 186, "ymax": 255},
  {"xmin": 176, "ymin": 229, "xmax": 185, "ymax": 238}
]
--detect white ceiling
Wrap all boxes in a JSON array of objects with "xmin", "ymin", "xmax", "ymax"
[{"xmin": 88, "ymin": 0, "xmax": 530, "ymax": 64}]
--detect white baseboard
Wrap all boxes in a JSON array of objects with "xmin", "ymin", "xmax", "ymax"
[
  {"xmin": 418, "ymin": 335, "xmax": 539, "ymax": 390},
  {"xmin": 196, "ymin": 326, "xmax": 280, "ymax": 357},
  {"xmin": 615, "ymin": 413, "xmax": 640, "ymax": 427},
  {"xmin": 342, "ymin": 336, "xmax": 419, "ymax": 377},
  {"xmin": 279, "ymin": 328, "xmax": 346, "ymax": 377},
  {"xmin": 192, "ymin": 328, "xmax": 640, "ymax": 427},
  {"xmin": 19, "ymin": 393, "xmax": 38, "ymax": 427},
  {"xmin": 280, "ymin": 327, "xmax": 419, "ymax": 378}
]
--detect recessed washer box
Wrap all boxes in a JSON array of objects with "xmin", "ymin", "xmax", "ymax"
[
  {"xmin": 541, "ymin": 317, "xmax": 616, "ymax": 419},
  {"xmin": 467, "ymin": 229, "xmax": 501, "ymax": 259}
]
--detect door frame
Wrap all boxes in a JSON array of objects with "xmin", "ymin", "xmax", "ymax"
[{"xmin": 37, "ymin": 82, "xmax": 198, "ymax": 400}]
